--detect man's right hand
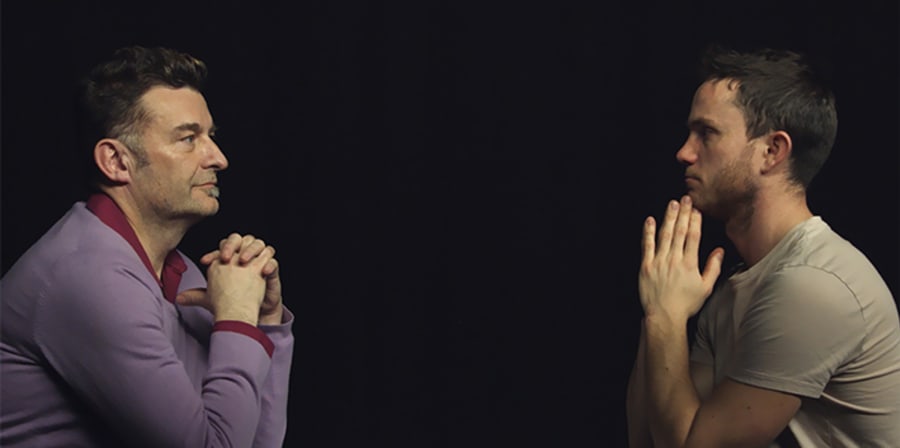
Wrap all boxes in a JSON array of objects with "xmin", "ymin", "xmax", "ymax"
[
  {"xmin": 195, "ymin": 233, "xmax": 276, "ymax": 325},
  {"xmin": 638, "ymin": 195, "xmax": 723, "ymax": 322}
]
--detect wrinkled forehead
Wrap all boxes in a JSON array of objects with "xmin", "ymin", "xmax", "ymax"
[{"xmin": 138, "ymin": 86, "xmax": 213, "ymax": 128}]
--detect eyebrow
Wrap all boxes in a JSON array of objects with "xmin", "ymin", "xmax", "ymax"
[
  {"xmin": 686, "ymin": 117, "xmax": 717, "ymax": 130},
  {"xmin": 173, "ymin": 123, "xmax": 217, "ymax": 135}
]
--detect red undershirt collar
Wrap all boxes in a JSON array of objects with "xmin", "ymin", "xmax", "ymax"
[
  {"xmin": 85, "ymin": 193, "xmax": 276, "ymax": 358},
  {"xmin": 86, "ymin": 193, "xmax": 186, "ymax": 303}
]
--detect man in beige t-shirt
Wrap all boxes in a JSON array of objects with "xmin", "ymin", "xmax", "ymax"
[
  {"xmin": 691, "ymin": 216, "xmax": 900, "ymax": 446},
  {"xmin": 626, "ymin": 46, "xmax": 900, "ymax": 447}
]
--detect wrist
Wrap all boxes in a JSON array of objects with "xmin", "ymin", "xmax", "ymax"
[
  {"xmin": 214, "ymin": 306, "xmax": 259, "ymax": 326},
  {"xmin": 258, "ymin": 306, "xmax": 284, "ymax": 326},
  {"xmin": 643, "ymin": 311, "xmax": 688, "ymax": 331}
]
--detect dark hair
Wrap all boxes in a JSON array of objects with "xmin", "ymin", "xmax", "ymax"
[
  {"xmin": 699, "ymin": 45, "xmax": 837, "ymax": 188},
  {"xmin": 80, "ymin": 46, "xmax": 207, "ymax": 188}
]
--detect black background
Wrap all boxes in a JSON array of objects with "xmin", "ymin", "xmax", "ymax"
[{"xmin": 2, "ymin": 1, "xmax": 898, "ymax": 446}]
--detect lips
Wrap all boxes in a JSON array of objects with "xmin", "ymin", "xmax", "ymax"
[
  {"xmin": 194, "ymin": 178, "xmax": 218, "ymax": 188},
  {"xmin": 193, "ymin": 181, "xmax": 220, "ymax": 198},
  {"xmin": 684, "ymin": 175, "xmax": 701, "ymax": 190}
]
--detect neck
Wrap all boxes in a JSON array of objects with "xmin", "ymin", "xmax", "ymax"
[
  {"xmin": 724, "ymin": 186, "xmax": 813, "ymax": 267},
  {"xmin": 102, "ymin": 188, "xmax": 190, "ymax": 278}
]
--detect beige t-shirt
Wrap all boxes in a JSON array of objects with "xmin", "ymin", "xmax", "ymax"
[{"xmin": 691, "ymin": 217, "xmax": 900, "ymax": 447}]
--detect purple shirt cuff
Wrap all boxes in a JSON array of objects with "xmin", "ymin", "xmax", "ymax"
[{"xmin": 212, "ymin": 321, "xmax": 275, "ymax": 357}]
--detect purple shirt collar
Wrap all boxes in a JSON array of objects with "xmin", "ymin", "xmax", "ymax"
[{"xmin": 86, "ymin": 193, "xmax": 186, "ymax": 303}]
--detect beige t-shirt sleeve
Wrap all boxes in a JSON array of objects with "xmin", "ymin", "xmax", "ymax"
[
  {"xmin": 727, "ymin": 266, "xmax": 866, "ymax": 398},
  {"xmin": 690, "ymin": 300, "xmax": 715, "ymax": 367}
]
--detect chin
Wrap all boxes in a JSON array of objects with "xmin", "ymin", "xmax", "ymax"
[
  {"xmin": 687, "ymin": 192, "xmax": 710, "ymax": 213},
  {"xmin": 183, "ymin": 204, "xmax": 219, "ymax": 220},
  {"xmin": 203, "ymin": 202, "xmax": 220, "ymax": 216},
  {"xmin": 193, "ymin": 194, "xmax": 220, "ymax": 213}
]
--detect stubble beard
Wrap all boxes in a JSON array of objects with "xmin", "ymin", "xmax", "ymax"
[
  {"xmin": 200, "ymin": 186, "xmax": 221, "ymax": 217},
  {"xmin": 155, "ymin": 184, "xmax": 221, "ymax": 224},
  {"xmin": 693, "ymin": 160, "xmax": 757, "ymax": 228},
  {"xmin": 132, "ymin": 164, "xmax": 220, "ymax": 232},
  {"xmin": 204, "ymin": 186, "xmax": 220, "ymax": 199},
  {"xmin": 195, "ymin": 187, "xmax": 220, "ymax": 216}
]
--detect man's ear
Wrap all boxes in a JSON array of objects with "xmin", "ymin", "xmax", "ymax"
[
  {"xmin": 761, "ymin": 130, "xmax": 792, "ymax": 174},
  {"xmin": 94, "ymin": 138, "xmax": 133, "ymax": 184}
]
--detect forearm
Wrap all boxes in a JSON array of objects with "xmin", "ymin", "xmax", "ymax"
[
  {"xmin": 644, "ymin": 314, "xmax": 700, "ymax": 448},
  {"xmin": 626, "ymin": 320, "xmax": 653, "ymax": 448},
  {"xmin": 39, "ymin": 292, "xmax": 274, "ymax": 447},
  {"xmin": 252, "ymin": 307, "xmax": 295, "ymax": 447}
]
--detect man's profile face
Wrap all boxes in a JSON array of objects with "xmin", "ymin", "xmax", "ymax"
[
  {"xmin": 126, "ymin": 86, "xmax": 228, "ymax": 224},
  {"xmin": 675, "ymin": 79, "xmax": 763, "ymax": 220}
]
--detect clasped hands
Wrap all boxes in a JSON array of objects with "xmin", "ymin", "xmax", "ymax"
[
  {"xmin": 177, "ymin": 233, "xmax": 283, "ymax": 326},
  {"xmin": 639, "ymin": 195, "xmax": 723, "ymax": 322}
]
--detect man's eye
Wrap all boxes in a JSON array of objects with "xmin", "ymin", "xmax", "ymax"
[{"xmin": 182, "ymin": 135, "xmax": 195, "ymax": 143}]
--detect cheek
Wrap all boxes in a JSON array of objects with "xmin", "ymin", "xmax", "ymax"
[{"xmin": 707, "ymin": 143, "xmax": 745, "ymax": 169}]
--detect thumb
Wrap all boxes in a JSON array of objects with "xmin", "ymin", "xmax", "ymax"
[
  {"xmin": 176, "ymin": 288, "xmax": 212, "ymax": 310},
  {"xmin": 701, "ymin": 247, "xmax": 725, "ymax": 293}
]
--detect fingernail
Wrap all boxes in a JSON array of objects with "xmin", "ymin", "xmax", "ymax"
[{"xmin": 670, "ymin": 201, "xmax": 679, "ymax": 210}]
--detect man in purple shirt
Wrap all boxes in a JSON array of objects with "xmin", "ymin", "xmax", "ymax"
[{"xmin": 0, "ymin": 46, "xmax": 294, "ymax": 447}]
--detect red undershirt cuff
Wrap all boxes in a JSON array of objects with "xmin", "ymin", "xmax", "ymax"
[{"xmin": 212, "ymin": 321, "xmax": 275, "ymax": 357}]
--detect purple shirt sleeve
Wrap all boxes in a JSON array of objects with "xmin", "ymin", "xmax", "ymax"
[
  {"xmin": 253, "ymin": 308, "xmax": 295, "ymax": 447},
  {"xmin": 33, "ymin": 256, "xmax": 279, "ymax": 447}
]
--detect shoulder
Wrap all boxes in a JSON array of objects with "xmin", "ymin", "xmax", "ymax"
[
  {"xmin": 762, "ymin": 265, "xmax": 855, "ymax": 305},
  {"xmin": 5, "ymin": 204, "xmax": 154, "ymax": 295},
  {"xmin": 769, "ymin": 218, "xmax": 894, "ymax": 309},
  {"xmin": 779, "ymin": 218, "xmax": 882, "ymax": 281},
  {"xmin": 19, "ymin": 205, "xmax": 164, "ymax": 311}
]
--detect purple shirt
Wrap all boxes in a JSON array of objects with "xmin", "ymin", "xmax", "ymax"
[{"xmin": 0, "ymin": 195, "xmax": 294, "ymax": 447}]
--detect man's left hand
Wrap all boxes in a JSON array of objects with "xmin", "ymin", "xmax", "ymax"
[{"xmin": 179, "ymin": 233, "xmax": 284, "ymax": 325}]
